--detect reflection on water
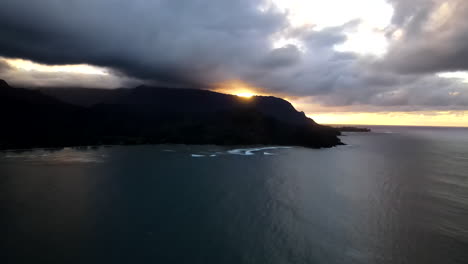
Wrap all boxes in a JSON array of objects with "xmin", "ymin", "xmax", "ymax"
[
  {"xmin": 4, "ymin": 147, "xmax": 106, "ymax": 164},
  {"xmin": 1, "ymin": 127, "xmax": 468, "ymax": 264}
]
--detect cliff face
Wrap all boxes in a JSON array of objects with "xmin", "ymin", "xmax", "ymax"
[{"xmin": 1, "ymin": 80, "xmax": 342, "ymax": 150}]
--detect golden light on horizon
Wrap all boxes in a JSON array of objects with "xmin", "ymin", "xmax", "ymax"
[
  {"xmin": 286, "ymin": 97, "xmax": 468, "ymax": 127},
  {"xmin": 235, "ymin": 92, "xmax": 255, "ymax": 98},
  {"xmin": 212, "ymin": 80, "xmax": 264, "ymax": 98},
  {"xmin": 308, "ymin": 111, "xmax": 468, "ymax": 127}
]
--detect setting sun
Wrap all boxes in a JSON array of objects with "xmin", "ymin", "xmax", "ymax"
[
  {"xmin": 212, "ymin": 80, "xmax": 262, "ymax": 98},
  {"xmin": 235, "ymin": 92, "xmax": 255, "ymax": 98}
]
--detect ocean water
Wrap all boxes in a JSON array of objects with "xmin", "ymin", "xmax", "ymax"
[{"xmin": 1, "ymin": 126, "xmax": 468, "ymax": 264}]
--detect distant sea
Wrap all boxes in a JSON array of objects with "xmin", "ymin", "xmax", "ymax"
[{"xmin": 1, "ymin": 126, "xmax": 468, "ymax": 264}]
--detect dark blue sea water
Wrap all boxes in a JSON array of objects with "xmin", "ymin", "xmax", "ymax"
[{"xmin": 1, "ymin": 126, "xmax": 468, "ymax": 264}]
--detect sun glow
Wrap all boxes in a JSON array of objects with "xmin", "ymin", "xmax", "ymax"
[
  {"xmin": 235, "ymin": 92, "xmax": 255, "ymax": 98},
  {"xmin": 212, "ymin": 80, "xmax": 263, "ymax": 98}
]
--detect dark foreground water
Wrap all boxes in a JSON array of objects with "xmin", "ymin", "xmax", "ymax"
[{"xmin": 1, "ymin": 126, "xmax": 468, "ymax": 264}]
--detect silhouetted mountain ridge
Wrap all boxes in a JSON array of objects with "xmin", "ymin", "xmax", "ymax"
[
  {"xmin": 93, "ymin": 85, "xmax": 314, "ymax": 126},
  {"xmin": 1, "ymin": 80, "xmax": 343, "ymax": 149},
  {"xmin": 1, "ymin": 80, "xmax": 74, "ymax": 107}
]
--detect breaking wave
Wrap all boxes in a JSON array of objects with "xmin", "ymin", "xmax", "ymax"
[{"xmin": 227, "ymin": 146, "xmax": 291, "ymax": 156}]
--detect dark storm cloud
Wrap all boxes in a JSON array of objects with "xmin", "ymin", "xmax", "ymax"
[
  {"xmin": 259, "ymin": 45, "xmax": 301, "ymax": 69},
  {"xmin": 241, "ymin": 23, "xmax": 360, "ymax": 97},
  {"xmin": 0, "ymin": 0, "xmax": 286, "ymax": 86},
  {"xmin": 1, "ymin": 0, "xmax": 468, "ymax": 112}
]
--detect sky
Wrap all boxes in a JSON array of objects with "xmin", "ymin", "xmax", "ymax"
[{"xmin": 1, "ymin": 0, "xmax": 468, "ymax": 126}]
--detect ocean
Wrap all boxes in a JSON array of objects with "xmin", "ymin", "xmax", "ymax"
[{"xmin": 1, "ymin": 126, "xmax": 468, "ymax": 264}]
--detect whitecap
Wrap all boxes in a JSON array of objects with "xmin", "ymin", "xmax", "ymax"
[
  {"xmin": 227, "ymin": 146, "xmax": 291, "ymax": 156},
  {"xmin": 191, "ymin": 154, "xmax": 205, "ymax": 158}
]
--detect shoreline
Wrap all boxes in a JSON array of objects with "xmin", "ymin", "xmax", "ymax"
[{"xmin": 0, "ymin": 141, "xmax": 347, "ymax": 153}]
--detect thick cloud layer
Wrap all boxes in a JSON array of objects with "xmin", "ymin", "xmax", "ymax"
[
  {"xmin": 0, "ymin": 0, "xmax": 286, "ymax": 86},
  {"xmin": 0, "ymin": 0, "xmax": 468, "ymax": 112},
  {"xmin": 383, "ymin": 0, "xmax": 468, "ymax": 74}
]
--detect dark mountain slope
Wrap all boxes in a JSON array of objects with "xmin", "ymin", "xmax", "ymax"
[
  {"xmin": 0, "ymin": 80, "xmax": 343, "ymax": 150},
  {"xmin": 1, "ymin": 80, "xmax": 75, "ymax": 107},
  {"xmin": 40, "ymin": 87, "xmax": 131, "ymax": 107},
  {"xmin": 44, "ymin": 85, "xmax": 315, "ymax": 125},
  {"xmin": 0, "ymin": 80, "xmax": 90, "ymax": 149}
]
